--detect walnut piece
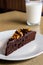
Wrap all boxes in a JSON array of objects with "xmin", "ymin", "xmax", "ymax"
[{"xmin": 11, "ymin": 28, "xmax": 31, "ymax": 39}]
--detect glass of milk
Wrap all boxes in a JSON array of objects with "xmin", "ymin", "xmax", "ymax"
[{"xmin": 26, "ymin": 1, "xmax": 42, "ymax": 25}]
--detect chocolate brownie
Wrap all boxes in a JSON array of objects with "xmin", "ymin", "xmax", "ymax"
[{"xmin": 5, "ymin": 28, "xmax": 36, "ymax": 56}]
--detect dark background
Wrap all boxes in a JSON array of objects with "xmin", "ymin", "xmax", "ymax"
[
  {"xmin": 0, "ymin": 0, "xmax": 43, "ymax": 16},
  {"xmin": 0, "ymin": 0, "xmax": 26, "ymax": 13}
]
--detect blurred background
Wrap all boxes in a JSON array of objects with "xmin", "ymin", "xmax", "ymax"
[
  {"xmin": 0, "ymin": 0, "xmax": 26, "ymax": 13},
  {"xmin": 0, "ymin": 0, "xmax": 43, "ymax": 16}
]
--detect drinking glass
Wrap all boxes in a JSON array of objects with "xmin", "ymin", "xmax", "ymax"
[{"xmin": 26, "ymin": 0, "xmax": 42, "ymax": 25}]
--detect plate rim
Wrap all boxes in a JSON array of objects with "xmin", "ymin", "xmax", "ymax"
[{"xmin": 0, "ymin": 51, "xmax": 43, "ymax": 61}]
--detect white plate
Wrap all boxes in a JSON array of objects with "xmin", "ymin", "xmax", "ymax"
[{"xmin": 0, "ymin": 30, "xmax": 43, "ymax": 61}]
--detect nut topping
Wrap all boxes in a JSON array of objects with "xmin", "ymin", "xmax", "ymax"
[
  {"xmin": 27, "ymin": 28, "xmax": 31, "ymax": 31},
  {"xmin": 12, "ymin": 33, "xmax": 20, "ymax": 39},
  {"xmin": 20, "ymin": 32, "xmax": 23, "ymax": 36},
  {"xmin": 11, "ymin": 28, "xmax": 31, "ymax": 39}
]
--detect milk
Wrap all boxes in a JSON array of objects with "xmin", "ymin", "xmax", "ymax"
[{"xmin": 26, "ymin": 1, "xmax": 42, "ymax": 25}]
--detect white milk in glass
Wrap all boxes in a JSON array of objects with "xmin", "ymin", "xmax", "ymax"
[{"xmin": 26, "ymin": 1, "xmax": 42, "ymax": 25}]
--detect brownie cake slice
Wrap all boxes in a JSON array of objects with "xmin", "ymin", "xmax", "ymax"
[{"xmin": 5, "ymin": 28, "xmax": 36, "ymax": 56}]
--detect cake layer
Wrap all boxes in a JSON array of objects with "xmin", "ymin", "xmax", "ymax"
[{"xmin": 5, "ymin": 29, "xmax": 36, "ymax": 55}]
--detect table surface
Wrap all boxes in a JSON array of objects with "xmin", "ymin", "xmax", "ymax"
[{"xmin": 0, "ymin": 11, "xmax": 43, "ymax": 65}]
